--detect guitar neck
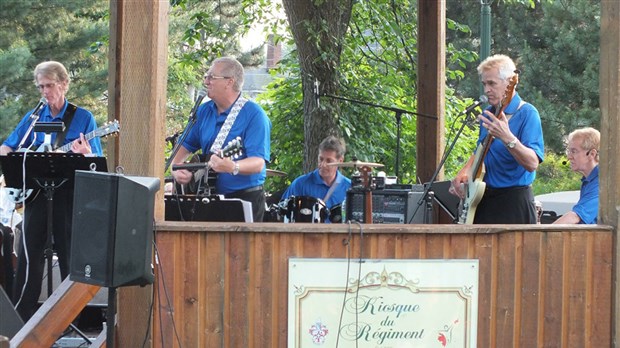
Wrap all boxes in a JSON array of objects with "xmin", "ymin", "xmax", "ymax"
[
  {"xmin": 471, "ymin": 102, "xmax": 508, "ymax": 181},
  {"xmin": 56, "ymin": 130, "xmax": 98, "ymax": 152},
  {"xmin": 471, "ymin": 134, "xmax": 492, "ymax": 180}
]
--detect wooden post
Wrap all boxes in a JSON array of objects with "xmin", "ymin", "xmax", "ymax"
[
  {"xmin": 108, "ymin": 0, "xmax": 169, "ymax": 346},
  {"xmin": 599, "ymin": 1, "xmax": 620, "ymax": 345},
  {"xmin": 416, "ymin": 0, "xmax": 446, "ymax": 183}
]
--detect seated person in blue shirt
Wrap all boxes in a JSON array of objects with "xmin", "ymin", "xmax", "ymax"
[
  {"xmin": 553, "ymin": 127, "xmax": 600, "ymax": 224},
  {"xmin": 280, "ymin": 135, "xmax": 352, "ymax": 223}
]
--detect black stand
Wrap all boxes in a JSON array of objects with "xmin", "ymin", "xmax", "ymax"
[
  {"xmin": 107, "ymin": 286, "xmax": 117, "ymax": 348},
  {"xmin": 164, "ymin": 94, "xmax": 205, "ymax": 172},
  {"xmin": 0, "ymin": 152, "xmax": 107, "ymax": 343},
  {"xmin": 321, "ymin": 93, "xmax": 437, "ymax": 180},
  {"xmin": 409, "ymin": 110, "xmax": 478, "ymax": 224}
]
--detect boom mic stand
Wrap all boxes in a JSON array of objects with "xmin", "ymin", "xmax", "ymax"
[
  {"xmin": 164, "ymin": 91, "xmax": 206, "ymax": 172},
  {"xmin": 320, "ymin": 93, "xmax": 437, "ymax": 181},
  {"xmin": 409, "ymin": 108, "xmax": 479, "ymax": 224}
]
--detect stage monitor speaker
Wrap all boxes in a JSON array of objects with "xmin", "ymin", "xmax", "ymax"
[
  {"xmin": 346, "ymin": 186, "xmax": 431, "ymax": 224},
  {"xmin": 70, "ymin": 170, "xmax": 160, "ymax": 288},
  {"xmin": 0, "ymin": 286, "xmax": 23, "ymax": 339}
]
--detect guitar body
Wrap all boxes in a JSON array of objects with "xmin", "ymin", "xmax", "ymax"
[
  {"xmin": 458, "ymin": 145, "xmax": 487, "ymax": 224},
  {"xmin": 171, "ymin": 137, "xmax": 243, "ymax": 195}
]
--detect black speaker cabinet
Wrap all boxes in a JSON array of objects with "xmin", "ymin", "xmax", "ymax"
[{"xmin": 70, "ymin": 170, "xmax": 160, "ymax": 288}]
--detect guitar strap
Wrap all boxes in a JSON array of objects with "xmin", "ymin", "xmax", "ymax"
[
  {"xmin": 53, "ymin": 103, "xmax": 78, "ymax": 149},
  {"xmin": 505, "ymin": 100, "xmax": 526, "ymax": 120},
  {"xmin": 209, "ymin": 97, "xmax": 247, "ymax": 153}
]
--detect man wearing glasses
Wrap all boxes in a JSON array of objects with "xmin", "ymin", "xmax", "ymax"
[
  {"xmin": 0, "ymin": 60, "xmax": 102, "ymax": 321},
  {"xmin": 553, "ymin": 127, "xmax": 600, "ymax": 224},
  {"xmin": 170, "ymin": 57, "xmax": 271, "ymax": 222}
]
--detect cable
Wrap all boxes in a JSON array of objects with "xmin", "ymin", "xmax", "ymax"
[
  {"xmin": 152, "ymin": 234, "xmax": 183, "ymax": 347},
  {"xmin": 14, "ymin": 133, "xmax": 38, "ymax": 311},
  {"xmin": 335, "ymin": 221, "xmax": 354, "ymax": 348},
  {"xmin": 335, "ymin": 221, "xmax": 364, "ymax": 347},
  {"xmin": 140, "ymin": 227, "xmax": 156, "ymax": 348}
]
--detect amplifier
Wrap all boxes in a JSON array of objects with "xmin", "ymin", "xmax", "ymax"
[{"xmin": 345, "ymin": 186, "xmax": 431, "ymax": 224}]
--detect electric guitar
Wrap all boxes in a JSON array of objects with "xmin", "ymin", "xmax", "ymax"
[
  {"xmin": 6, "ymin": 120, "xmax": 120, "ymax": 204},
  {"xmin": 457, "ymin": 74, "xmax": 519, "ymax": 224},
  {"xmin": 171, "ymin": 137, "xmax": 244, "ymax": 194}
]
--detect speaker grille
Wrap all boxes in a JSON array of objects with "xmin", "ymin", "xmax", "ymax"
[{"xmin": 70, "ymin": 171, "xmax": 159, "ymax": 287}]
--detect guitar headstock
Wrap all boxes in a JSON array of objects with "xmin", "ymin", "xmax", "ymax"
[
  {"xmin": 220, "ymin": 137, "xmax": 243, "ymax": 159},
  {"xmin": 95, "ymin": 120, "xmax": 120, "ymax": 139},
  {"xmin": 499, "ymin": 72, "xmax": 519, "ymax": 113}
]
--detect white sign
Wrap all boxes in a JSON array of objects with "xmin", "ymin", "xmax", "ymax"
[{"xmin": 288, "ymin": 259, "xmax": 478, "ymax": 348}]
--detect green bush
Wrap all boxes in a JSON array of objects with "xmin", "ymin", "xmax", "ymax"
[{"xmin": 532, "ymin": 151, "xmax": 582, "ymax": 195}]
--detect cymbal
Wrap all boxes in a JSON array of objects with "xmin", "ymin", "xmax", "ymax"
[
  {"xmin": 266, "ymin": 169, "xmax": 287, "ymax": 177},
  {"xmin": 327, "ymin": 160, "xmax": 384, "ymax": 168}
]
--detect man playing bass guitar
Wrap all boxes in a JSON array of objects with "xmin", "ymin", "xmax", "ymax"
[{"xmin": 450, "ymin": 54, "xmax": 544, "ymax": 224}]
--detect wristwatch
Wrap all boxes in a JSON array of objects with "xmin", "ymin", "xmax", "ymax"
[
  {"xmin": 506, "ymin": 138, "xmax": 518, "ymax": 149},
  {"xmin": 232, "ymin": 162, "xmax": 240, "ymax": 175}
]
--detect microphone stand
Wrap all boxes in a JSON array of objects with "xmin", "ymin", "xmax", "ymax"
[
  {"xmin": 164, "ymin": 106, "xmax": 201, "ymax": 173},
  {"xmin": 321, "ymin": 93, "xmax": 437, "ymax": 181},
  {"xmin": 408, "ymin": 109, "xmax": 478, "ymax": 224},
  {"xmin": 16, "ymin": 115, "xmax": 40, "ymax": 151}
]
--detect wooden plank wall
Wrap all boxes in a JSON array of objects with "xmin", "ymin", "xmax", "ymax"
[{"xmin": 152, "ymin": 223, "xmax": 613, "ymax": 348}]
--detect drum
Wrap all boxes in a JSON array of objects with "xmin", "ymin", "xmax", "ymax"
[
  {"xmin": 329, "ymin": 204, "xmax": 343, "ymax": 223},
  {"xmin": 282, "ymin": 196, "xmax": 327, "ymax": 223}
]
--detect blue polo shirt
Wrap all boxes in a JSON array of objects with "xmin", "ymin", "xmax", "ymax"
[
  {"xmin": 182, "ymin": 97, "xmax": 271, "ymax": 194},
  {"xmin": 573, "ymin": 165, "xmax": 599, "ymax": 224},
  {"xmin": 281, "ymin": 169, "xmax": 351, "ymax": 222},
  {"xmin": 3, "ymin": 99, "xmax": 103, "ymax": 156},
  {"xmin": 477, "ymin": 93, "xmax": 544, "ymax": 188}
]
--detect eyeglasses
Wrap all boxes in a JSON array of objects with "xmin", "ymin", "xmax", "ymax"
[
  {"xmin": 565, "ymin": 147, "xmax": 592, "ymax": 156},
  {"xmin": 203, "ymin": 74, "xmax": 231, "ymax": 81},
  {"xmin": 36, "ymin": 82, "xmax": 57, "ymax": 91}
]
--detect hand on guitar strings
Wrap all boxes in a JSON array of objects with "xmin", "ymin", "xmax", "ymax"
[
  {"xmin": 208, "ymin": 155, "xmax": 235, "ymax": 174},
  {"xmin": 449, "ymin": 178, "xmax": 465, "ymax": 199},
  {"xmin": 478, "ymin": 110, "xmax": 514, "ymax": 144},
  {"xmin": 171, "ymin": 168, "xmax": 193, "ymax": 185},
  {"xmin": 70, "ymin": 133, "xmax": 92, "ymax": 154}
]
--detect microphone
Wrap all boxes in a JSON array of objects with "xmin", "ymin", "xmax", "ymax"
[
  {"xmin": 313, "ymin": 79, "xmax": 320, "ymax": 107},
  {"xmin": 30, "ymin": 97, "xmax": 47, "ymax": 119},
  {"xmin": 189, "ymin": 89, "xmax": 207, "ymax": 120},
  {"xmin": 460, "ymin": 95, "xmax": 488, "ymax": 115}
]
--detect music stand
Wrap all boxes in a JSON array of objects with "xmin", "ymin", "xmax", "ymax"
[{"xmin": 0, "ymin": 152, "xmax": 107, "ymax": 342}]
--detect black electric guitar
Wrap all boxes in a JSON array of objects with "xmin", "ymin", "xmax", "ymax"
[
  {"xmin": 6, "ymin": 120, "xmax": 120, "ymax": 204},
  {"xmin": 171, "ymin": 137, "xmax": 243, "ymax": 193},
  {"xmin": 457, "ymin": 74, "xmax": 519, "ymax": 224}
]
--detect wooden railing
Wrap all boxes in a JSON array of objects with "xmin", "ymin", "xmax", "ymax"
[{"xmin": 153, "ymin": 222, "xmax": 613, "ymax": 348}]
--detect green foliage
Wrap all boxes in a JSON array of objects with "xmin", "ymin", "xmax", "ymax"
[
  {"xmin": 0, "ymin": 0, "xmax": 109, "ymax": 142},
  {"xmin": 446, "ymin": 0, "xmax": 600, "ymax": 152},
  {"xmin": 259, "ymin": 0, "xmax": 482, "ymax": 189},
  {"xmin": 532, "ymin": 151, "xmax": 581, "ymax": 195}
]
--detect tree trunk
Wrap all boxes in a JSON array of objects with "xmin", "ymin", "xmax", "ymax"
[{"xmin": 282, "ymin": 0, "xmax": 353, "ymax": 172}]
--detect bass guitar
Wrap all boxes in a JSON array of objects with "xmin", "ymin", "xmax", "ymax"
[
  {"xmin": 6, "ymin": 120, "xmax": 120, "ymax": 204},
  {"xmin": 457, "ymin": 74, "xmax": 519, "ymax": 224}
]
